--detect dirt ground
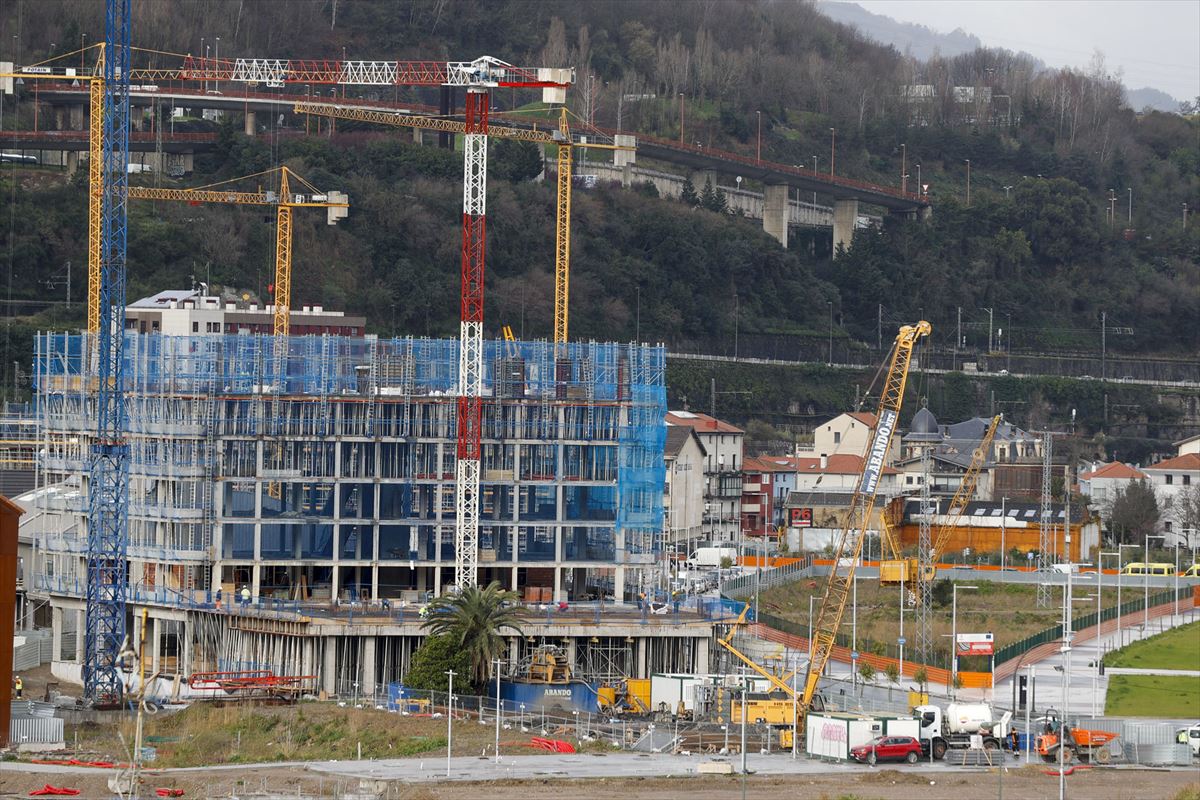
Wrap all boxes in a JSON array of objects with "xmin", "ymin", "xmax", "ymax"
[{"xmin": 1, "ymin": 765, "xmax": 1195, "ymax": 800}]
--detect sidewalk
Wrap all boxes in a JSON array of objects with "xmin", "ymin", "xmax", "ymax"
[{"xmin": 994, "ymin": 604, "xmax": 1199, "ymax": 720}]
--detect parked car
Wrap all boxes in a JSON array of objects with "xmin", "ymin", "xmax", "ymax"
[{"xmin": 849, "ymin": 735, "xmax": 923, "ymax": 765}]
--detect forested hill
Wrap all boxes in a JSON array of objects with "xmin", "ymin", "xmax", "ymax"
[{"xmin": 0, "ymin": 0, "xmax": 1196, "ymax": 367}]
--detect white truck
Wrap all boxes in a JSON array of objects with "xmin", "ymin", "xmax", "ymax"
[
  {"xmin": 685, "ymin": 546, "xmax": 737, "ymax": 570},
  {"xmin": 915, "ymin": 703, "xmax": 1012, "ymax": 759}
]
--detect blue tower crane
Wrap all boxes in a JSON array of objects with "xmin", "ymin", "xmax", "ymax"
[{"xmin": 83, "ymin": 0, "xmax": 131, "ymax": 704}]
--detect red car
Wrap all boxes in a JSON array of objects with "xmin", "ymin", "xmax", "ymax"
[{"xmin": 849, "ymin": 735, "xmax": 923, "ymax": 765}]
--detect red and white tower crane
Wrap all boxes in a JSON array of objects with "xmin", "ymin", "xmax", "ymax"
[{"xmin": 165, "ymin": 54, "xmax": 572, "ymax": 589}]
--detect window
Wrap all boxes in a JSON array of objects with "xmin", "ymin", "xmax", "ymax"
[
  {"xmin": 192, "ymin": 321, "xmax": 199, "ymax": 333},
  {"xmin": 906, "ymin": 476, "xmax": 914, "ymax": 485},
  {"xmin": 834, "ymin": 432, "xmax": 842, "ymax": 444},
  {"xmin": 1185, "ymin": 475, "xmax": 1192, "ymax": 486},
  {"xmin": 1166, "ymin": 474, "xmax": 1174, "ymax": 485}
]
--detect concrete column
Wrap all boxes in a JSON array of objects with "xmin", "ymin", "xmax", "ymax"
[
  {"xmin": 371, "ymin": 564, "xmax": 379, "ymax": 601},
  {"xmin": 553, "ymin": 566, "xmax": 562, "ymax": 603},
  {"xmin": 614, "ymin": 134, "xmax": 636, "ymax": 167},
  {"xmin": 65, "ymin": 150, "xmax": 78, "ymax": 176},
  {"xmin": 636, "ymin": 637, "xmax": 648, "ymax": 679},
  {"xmin": 919, "ymin": 205, "xmax": 933, "ymax": 221},
  {"xmin": 69, "ymin": 105, "xmax": 84, "ymax": 130},
  {"xmin": 75, "ymin": 610, "xmax": 85, "ymax": 664},
  {"xmin": 510, "ymin": 565, "xmax": 519, "ymax": 593},
  {"xmin": 433, "ymin": 563, "xmax": 442, "ymax": 597},
  {"xmin": 243, "ymin": 110, "xmax": 256, "ymax": 136},
  {"xmin": 762, "ymin": 184, "xmax": 790, "ymax": 248},
  {"xmin": 566, "ymin": 637, "xmax": 577, "ymax": 672},
  {"xmin": 695, "ymin": 637, "xmax": 711, "ymax": 674},
  {"xmin": 323, "ymin": 637, "xmax": 337, "ymax": 696},
  {"xmin": 833, "ymin": 198, "xmax": 859, "ymax": 256},
  {"xmin": 361, "ymin": 636, "xmax": 377, "ymax": 697},
  {"xmin": 149, "ymin": 617, "xmax": 161, "ymax": 676},
  {"xmin": 614, "ymin": 566, "xmax": 625, "ymax": 604},
  {"xmin": 689, "ymin": 169, "xmax": 717, "ymax": 197},
  {"xmin": 51, "ymin": 606, "xmax": 63, "ymax": 662},
  {"xmin": 330, "ymin": 560, "xmax": 340, "ymax": 603},
  {"xmin": 412, "ymin": 128, "xmax": 423, "ymax": 145}
]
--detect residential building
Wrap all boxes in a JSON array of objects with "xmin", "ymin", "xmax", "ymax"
[
  {"xmin": 664, "ymin": 425, "xmax": 706, "ymax": 558},
  {"xmin": 1176, "ymin": 434, "xmax": 1200, "ymax": 457},
  {"xmin": 1142, "ymin": 453, "xmax": 1200, "ymax": 545},
  {"xmin": 1078, "ymin": 461, "xmax": 1148, "ymax": 511},
  {"xmin": 125, "ymin": 289, "xmax": 366, "ymax": 337},
  {"xmin": 665, "ymin": 412, "xmax": 744, "ymax": 545},
  {"xmin": 899, "ymin": 410, "xmax": 1042, "ymax": 501},
  {"xmin": 809, "ymin": 411, "xmax": 898, "ymax": 464}
]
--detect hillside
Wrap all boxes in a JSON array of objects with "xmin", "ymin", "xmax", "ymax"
[{"xmin": 0, "ymin": 0, "xmax": 1197, "ymax": 399}]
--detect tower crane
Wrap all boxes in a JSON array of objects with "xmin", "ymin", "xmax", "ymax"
[
  {"xmin": 126, "ymin": 166, "xmax": 349, "ymax": 337},
  {"xmin": 291, "ymin": 102, "xmax": 627, "ymax": 350},
  {"xmin": 798, "ymin": 321, "xmax": 930, "ymax": 716},
  {"xmin": 85, "ymin": 0, "xmax": 132, "ymax": 705}
]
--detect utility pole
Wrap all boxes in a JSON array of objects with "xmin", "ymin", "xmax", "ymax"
[
  {"xmin": 446, "ymin": 670, "xmax": 456, "ymax": 777},
  {"xmin": 829, "ymin": 128, "xmax": 836, "ymax": 176},
  {"xmin": 877, "ymin": 304, "xmax": 882, "ymax": 352},
  {"xmin": 1101, "ymin": 311, "xmax": 1106, "ymax": 381},
  {"xmin": 1127, "ymin": 187, "xmax": 1132, "ymax": 224},
  {"xmin": 900, "ymin": 143, "xmax": 907, "ymax": 193},
  {"xmin": 965, "ymin": 159, "xmax": 971, "ymax": 207},
  {"xmin": 956, "ymin": 306, "xmax": 962, "ymax": 369}
]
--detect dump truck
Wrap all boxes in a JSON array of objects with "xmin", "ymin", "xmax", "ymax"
[
  {"xmin": 915, "ymin": 702, "xmax": 1012, "ymax": 759},
  {"xmin": 1035, "ymin": 708, "xmax": 1118, "ymax": 764}
]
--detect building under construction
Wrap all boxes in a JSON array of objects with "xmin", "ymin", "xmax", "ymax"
[{"xmin": 26, "ymin": 314, "xmax": 715, "ymax": 695}]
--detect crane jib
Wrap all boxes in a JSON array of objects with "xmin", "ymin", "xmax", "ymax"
[{"xmin": 859, "ymin": 408, "xmax": 897, "ymax": 495}]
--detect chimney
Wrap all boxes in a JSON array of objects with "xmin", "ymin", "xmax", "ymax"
[{"xmin": 820, "ymin": 454, "xmax": 828, "ymax": 469}]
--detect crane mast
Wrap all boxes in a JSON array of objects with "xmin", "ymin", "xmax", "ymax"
[
  {"xmin": 799, "ymin": 321, "xmax": 930, "ymax": 713},
  {"xmin": 84, "ymin": 0, "xmax": 131, "ymax": 705}
]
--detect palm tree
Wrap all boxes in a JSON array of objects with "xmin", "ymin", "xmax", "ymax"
[{"xmin": 421, "ymin": 581, "xmax": 523, "ymax": 689}]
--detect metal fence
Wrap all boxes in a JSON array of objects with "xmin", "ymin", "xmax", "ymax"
[
  {"xmin": 12, "ymin": 628, "xmax": 52, "ymax": 672},
  {"xmin": 721, "ymin": 557, "xmax": 814, "ymax": 599},
  {"xmin": 992, "ymin": 585, "xmax": 1193, "ymax": 666},
  {"xmin": 9, "ymin": 716, "xmax": 64, "ymax": 746}
]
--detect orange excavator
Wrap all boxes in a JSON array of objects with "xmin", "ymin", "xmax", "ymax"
[{"xmin": 1035, "ymin": 708, "xmax": 1118, "ymax": 764}]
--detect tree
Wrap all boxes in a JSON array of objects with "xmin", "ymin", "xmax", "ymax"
[
  {"xmin": 883, "ymin": 662, "xmax": 900, "ymax": 699},
  {"xmin": 699, "ymin": 177, "xmax": 718, "ymax": 211},
  {"xmin": 493, "ymin": 140, "xmax": 545, "ymax": 183},
  {"xmin": 679, "ymin": 177, "xmax": 699, "ymax": 206},
  {"xmin": 1107, "ymin": 479, "xmax": 1160, "ymax": 545},
  {"xmin": 857, "ymin": 661, "xmax": 876, "ymax": 696},
  {"xmin": 913, "ymin": 666, "xmax": 929, "ymax": 696},
  {"xmin": 404, "ymin": 634, "xmax": 472, "ymax": 693},
  {"xmin": 421, "ymin": 581, "xmax": 523, "ymax": 691}
]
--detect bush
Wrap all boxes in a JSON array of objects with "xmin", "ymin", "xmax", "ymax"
[{"xmin": 403, "ymin": 634, "xmax": 472, "ymax": 693}]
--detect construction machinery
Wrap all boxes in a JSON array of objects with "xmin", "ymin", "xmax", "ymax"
[
  {"xmin": 291, "ymin": 102, "xmax": 629, "ymax": 349},
  {"xmin": 798, "ymin": 322, "xmax": 931, "ymax": 718},
  {"xmin": 1035, "ymin": 708, "xmax": 1118, "ymax": 764},
  {"xmin": 915, "ymin": 702, "xmax": 1012, "ymax": 758},
  {"xmin": 879, "ymin": 414, "xmax": 1002, "ymax": 585},
  {"xmin": 126, "ymin": 166, "xmax": 349, "ymax": 337}
]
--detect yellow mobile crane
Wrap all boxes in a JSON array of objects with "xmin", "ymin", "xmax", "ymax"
[
  {"xmin": 879, "ymin": 414, "xmax": 1002, "ymax": 585},
  {"xmin": 127, "ymin": 166, "xmax": 348, "ymax": 337},
  {"xmin": 714, "ymin": 323, "xmax": 929, "ymax": 741},
  {"xmin": 292, "ymin": 102, "xmax": 629, "ymax": 349},
  {"xmin": 798, "ymin": 321, "xmax": 931, "ymax": 716}
]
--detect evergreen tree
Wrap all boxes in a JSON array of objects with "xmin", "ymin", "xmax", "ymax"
[
  {"xmin": 714, "ymin": 186, "xmax": 729, "ymax": 214},
  {"xmin": 679, "ymin": 177, "xmax": 699, "ymax": 206},
  {"xmin": 699, "ymin": 177, "xmax": 718, "ymax": 210}
]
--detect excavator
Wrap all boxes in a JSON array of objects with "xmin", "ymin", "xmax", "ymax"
[
  {"xmin": 879, "ymin": 414, "xmax": 1003, "ymax": 585},
  {"xmin": 716, "ymin": 321, "xmax": 930, "ymax": 746}
]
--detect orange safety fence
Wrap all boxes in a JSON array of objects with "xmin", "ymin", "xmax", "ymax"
[{"xmin": 748, "ymin": 622, "xmax": 952, "ymax": 685}]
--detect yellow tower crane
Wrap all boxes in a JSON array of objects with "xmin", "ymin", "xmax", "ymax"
[
  {"xmin": 2, "ymin": 49, "xmax": 104, "ymax": 333},
  {"xmin": 291, "ymin": 102, "xmax": 630, "ymax": 348},
  {"xmin": 126, "ymin": 166, "xmax": 348, "ymax": 336}
]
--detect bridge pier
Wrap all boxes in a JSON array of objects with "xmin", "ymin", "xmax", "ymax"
[
  {"xmin": 615, "ymin": 134, "xmax": 637, "ymax": 188},
  {"xmin": 833, "ymin": 198, "xmax": 859, "ymax": 257},
  {"xmin": 244, "ymin": 110, "xmax": 256, "ymax": 136},
  {"xmin": 762, "ymin": 184, "xmax": 790, "ymax": 248},
  {"xmin": 65, "ymin": 150, "xmax": 79, "ymax": 176}
]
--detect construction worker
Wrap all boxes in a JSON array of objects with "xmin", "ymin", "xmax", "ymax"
[
  {"xmin": 637, "ymin": 591, "xmax": 646, "ymax": 611},
  {"xmin": 14, "ymin": 675, "xmax": 22, "ymax": 699},
  {"xmin": 240, "ymin": 585, "xmax": 251, "ymax": 607}
]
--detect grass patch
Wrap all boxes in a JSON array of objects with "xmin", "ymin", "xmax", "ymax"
[
  {"xmin": 759, "ymin": 578, "xmax": 1121, "ymax": 667},
  {"xmin": 1105, "ymin": 675, "xmax": 1200, "ymax": 717},
  {"xmin": 65, "ymin": 701, "xmax": 544, "ymax": 767},
  {"xmin": 1103, "ymin": 620, "xmax": 1200, "ymax": 670}
]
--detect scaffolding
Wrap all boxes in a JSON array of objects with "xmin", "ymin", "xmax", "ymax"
[{"xmin": 33, "ymin": 332, "xmax": 666, "ymax": 605}]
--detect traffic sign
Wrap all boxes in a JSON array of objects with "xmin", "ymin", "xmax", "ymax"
[
  {"xmin": 897, "ymin": 637, "xmax": 906, "ymax": 645},
  {"xmin": 851, "ymin": 650, "xmax": 859, "ymax": 660}
]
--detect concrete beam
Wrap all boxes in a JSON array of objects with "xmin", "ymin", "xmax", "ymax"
[
  {"xmin": 833, "ymin": 198, "xmax": 860, "ymax": 257},
  {"xmin": 762, "ymin": 184, "xmax": 790, "ymax": 248}
]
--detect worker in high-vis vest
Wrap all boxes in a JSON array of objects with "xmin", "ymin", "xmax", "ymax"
[{"xmin": 14, "ymin": 675, "xmax": 23, "ymax": 699}]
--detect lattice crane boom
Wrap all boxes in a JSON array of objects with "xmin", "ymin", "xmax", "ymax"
[
  {"xmin": 125, "ymin": 166, "xmax": 348, "ymax": 337},
  {"xmin": 799, "ymin": 321, "xmax": 930, "ymax": 715}
]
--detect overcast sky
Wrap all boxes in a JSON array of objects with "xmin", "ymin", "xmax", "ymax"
[{"xmin": 854, "ymin": 0, "xmax": 1200, "ymax": 101}]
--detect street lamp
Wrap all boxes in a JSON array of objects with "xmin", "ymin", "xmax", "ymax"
[
  {"xmin": 829, "ymin": 128, "xmax": 836, "ymax": 176},
  {"xmin": 812, "ymin": 155, "xmax": 819, "ymax": 205},
  {"xmin": 1145, "ymin": 533, "xmax": 1164, "ymax": 632},
  {"xmin": 756, "ymin": 110, "xmax": 762, "ymax": 161},
  {"xmin": 1116, "ymin": 543, "xmax": 1139, "ymax": 647},
  {"xmin": 445, "ymin": 669, "xmax": 456, "ymax": 777},
  {"xmin": 679, "ymin": 92, "xmax": 685, "ymax": 144},
  {"xmin": 1127, "ymin": 187, "xmax": 1132, "ymax": 224},
  {"xmin": 827, "ymin": 301, "xmax": 834, "ymax": 365},
  {"xmin": 1003, "ymin": 185, "xmax": 1013, "ymax": 199},
  {"xmin": 493, "ymin": 658, "xmax": 504, "ymax": 763},
  {"xmin": 964, "ymin": 159, "xmax": 971, "ymax": 207},
  {"xmin": 915, "ymin": 163, "xmax": 921, "ymax": 196},
  {"xmin": 951, "ymin": 584, "xmax": 977, "ymax": 696},
  {"xmin": 900, "ymin": 143, "xmax": 907, "ymax": 193}
]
